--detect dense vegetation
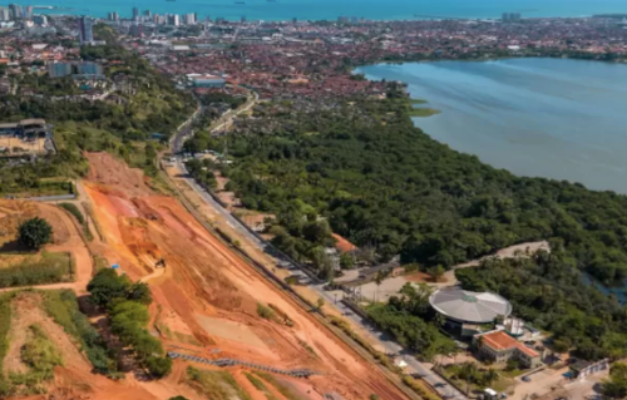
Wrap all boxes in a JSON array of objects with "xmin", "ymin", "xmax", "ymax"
[
  {"xmin": 366, "ymin": 283, "xmax": 456, "ymax": 361},
  {"xmin": 0, "ymin": 31, "xmax": 195, "ymax": 196},
  {"xmin": 0, "ymin": 251, "xmax": 72, "ymax": 288},
  {"xmin": 456, "ymin": 247, "xmax": 627, "ymax": 360},
  {"xmin": 87, "ymin": 269, "xmax": 171, "ymax": 378},
  {"xmin": 602, "ymin": 362, "xmax": 627, "ymax": 399},
  {"xmin": 201, "ymin": 93, "xmax": 627, "ymax": 287},
  {"xmin": 18, "ymin": 217, "xmax": 52, "ymax": 250}
]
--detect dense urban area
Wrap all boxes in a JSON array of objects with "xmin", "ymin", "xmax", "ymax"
[{"xmin": 0, "ymin": 4, "xmax": 627, "ymax": 400}]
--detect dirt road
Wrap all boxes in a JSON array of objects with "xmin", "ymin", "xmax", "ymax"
[
  {"xmin": 0, "ymin": 200, "xmax": 93, "ymax": 294},
  {"xmin": 439, "ymin": 241, "xmax": 550, "ymax": 286}
]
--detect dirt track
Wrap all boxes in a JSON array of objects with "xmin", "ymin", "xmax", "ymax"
[
  {"xmin": 83, "ymin": 152, "xmax": 409, "ymax": 400},
  {"xmin": 0, "ymin": 200, "xmax": 93, "ymax": 294}
]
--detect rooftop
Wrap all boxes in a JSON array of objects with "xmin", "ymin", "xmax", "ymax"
[
  {"xmin": 481, "ymin": 330, "xmax": 539, "ymax": 358},
  {"xmin": 332, "ymin": 233, "xmax": 357, "ymax": 253},
  {"xmin": 429, "ymin": 287, "xmax": 512, "ymax": 324}
]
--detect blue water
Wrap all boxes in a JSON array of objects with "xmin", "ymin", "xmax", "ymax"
[
  {"xmin": 8, "ymin": 0, "xmax": 627, "ymax": 20},
  {"xmin": 357, "ymin": 58, "xmax": 627, "ymax": 193}
]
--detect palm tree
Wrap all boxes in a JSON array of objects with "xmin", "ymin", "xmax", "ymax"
[{"xmin": 483, "ymin": 368, "xmax": 499, "ymax": 386}]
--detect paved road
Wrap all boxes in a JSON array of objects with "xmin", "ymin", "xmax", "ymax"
[
  {"xmin": 172, "ymin": 90, "xmax": 258, "ymax": 154},
  {"xmin": 174, "ymin": 161, "xmax": 467, "ymax": 400},
  {"xmin": 168, "ymin": 89, "xmax": 467, "ymax": 400}
]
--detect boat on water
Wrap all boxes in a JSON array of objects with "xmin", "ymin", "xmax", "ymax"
[{"xmin": 235, "ymin": 1, "xmax": 246, "ymax": 4}]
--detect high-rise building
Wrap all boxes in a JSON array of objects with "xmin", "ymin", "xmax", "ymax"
[
  {"xmin": 292, "ymin": 17, "xmax": 297, "ymax": 24},
  {"xmin": 33, "ymin": 15, "xmax": 47, "ymax": 26},
  {"xmin": 184, "ymin": 12, "xmax": 196, "ymax": 25},
  {"xmin": 143, "ymin": 10, "xmax": 151, "ymax": 17},
  {"xmin": 241, "ymin": 15, "xmax": 246, "ymax": 23},
  {"xmin": 25, "ymin": 6, "xmax": 33, "ymax": 19},
  {"xmin": 48, "ymin": 62, "xmax": 103, "ymax": 78},
  {"xmin": 78, "ymin": 62, "xmax": 103, "ymax": 76},
  {"xmin": 502, "ymin": 12, "xmax": 522, "ymax": 22},
  {"xmin": 0, "ymin": 7, "xmax": 9, "ymax": 21},
  {"xmin": 78, "ymin": 16, "xmax": 94, "ymax": 45},
  {"xmin": 169, "ymin": 14, "xmax": 180, "ymax": 26},
  {"xmin": 132, "ymin": 7, "xmax": 139, "ymax": 20},
  {"xmin": 337, "ymin": 16, "xmax": 349, "ymax": 24},
  {"xmin": 8, "ymin": 4, "xmax": 22, "ymax": 20},
  {"xmin": 130, "ymin": 24, "xmax": 143, "ymax": 37},
  {"xmin": 48, "ymin": 62, "xmax": 73, "ymax": 78}
]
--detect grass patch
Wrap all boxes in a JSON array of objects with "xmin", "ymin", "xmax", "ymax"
[
  {"xmin": 257, "ymin": 303, "xmax": 275, "ymax": 320},
  {"xmin": 0, "ymin": 181, "xmax": 73, "ymax": 198},
  {"xmin": 58, "ymin": 203, "xmax": 93, "ymax": 242},
  {"xmin": 0, "ymin": 292, "xmax": 15, "ymax": 377},
  {"xmin": 6, "ymin": 324, "xmax": 64, "ymax": 396},
  {"xmin": 41, "ymin": 290, "xmax": 118, "ymax": 375},
  {"xmin": 407, "ymin": 107, "xmax": 441, "ymax": 117},
  {"xmin": 93, "ymin": 255, "xmax": 109, "ymax": 273},
  {"xmin": 0, "ymin": 251, "xmax": 73, "ymax": 288},
  {"xmin": 245, "ymin": 372, "xmax": 280, "ymax": 400},
  {"xmin": 402, "ymin": 376, "xmax": 440, "ymax": 400},
  {"xmin": 82, "ymin": 201, "xmax": 105, "ymax": 243},
  {"xmin": 253, "ymin": 371, "xmax": 303, "ymax": 400},
  {"xmin": 187, "ymin": 366, "xmax": 252, "ymax": 400},
  {"xmin": 58, "ymin": 203, "xmax": 84, "ymax": 224}
]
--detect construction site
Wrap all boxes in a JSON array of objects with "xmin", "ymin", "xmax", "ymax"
[{"xmin": 0, "ymin": 151, "xmax": 412, "ymax": 400}]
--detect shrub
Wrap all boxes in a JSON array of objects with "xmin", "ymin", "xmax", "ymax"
[
  {"xmin": 147, "ymin": 356, "xmax": 172, "ymax": 378},
  {"xmin": 21, "ymin": 325, "xmax": 63, "ymax": 377},
  {"xmin": 256, "ymin": 303, "xmax": 275, "ymax": 320},
  {"xmin": 18, "ymin": 217, "xmax": 52, "ymax": 250}
]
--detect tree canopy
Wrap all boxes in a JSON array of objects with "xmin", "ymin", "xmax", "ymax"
[
  {"xmin": 201, "ymin": 94, "xmax": 627, "ymax": 286},
  {"xmin": 18, "ymin": 217, "xmax": 53, "ymax": 250}
]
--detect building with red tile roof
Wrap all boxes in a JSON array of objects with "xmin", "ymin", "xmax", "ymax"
[
  {"xmin": 332, "ymin": 233, "xmax": 357, "ymax": 254},
  {"xmin": 475, "ymin": 330, "xmax": 541, "ymax": 369}
]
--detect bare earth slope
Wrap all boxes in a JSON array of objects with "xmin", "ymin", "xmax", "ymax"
[{"xmin": 83, "ymin": 152, "xmax": 408, "ymax": 400}]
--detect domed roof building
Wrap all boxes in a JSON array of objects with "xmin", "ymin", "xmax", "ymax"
[{"xmin": 429, "ymin": 287, "xmax": 512, "ymax": 325}]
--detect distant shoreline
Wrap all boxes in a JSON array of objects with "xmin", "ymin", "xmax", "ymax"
[{"xmin": 18, "ymin": 0, "xmax": 627, "ymax": 22}]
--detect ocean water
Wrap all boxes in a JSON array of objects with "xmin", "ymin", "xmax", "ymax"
[
  {"xmin": 9, "ymin": 0, "xmax": 627, "ymax": 21},
  {"xmin": 357, "ymin": 58, "xmax": 627, "ymax": 193}
]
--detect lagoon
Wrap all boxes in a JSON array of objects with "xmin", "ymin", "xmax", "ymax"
[{"xmin": 357, "ymin": 58, "xmax": 627, "ymax": 193}]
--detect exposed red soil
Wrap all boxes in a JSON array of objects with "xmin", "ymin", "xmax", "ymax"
[{"xmin": 81, "ymin": 152, "xmax": 409, "ymax": 400}]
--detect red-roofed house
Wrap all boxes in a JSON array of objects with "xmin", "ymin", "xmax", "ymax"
[
  {"xmin": 332, "ymin": 233, "xmax": 357, "ymax": 254},
  {"xmin": 475, "ymin": 330, "xmax": 542, "ymax": 369}
]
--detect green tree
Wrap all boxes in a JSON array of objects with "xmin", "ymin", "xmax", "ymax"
[
  {"xmin": 146, "ymin": 355, "xmax": 172, "ymax": 378},
  {"xmin": 128, "ymin": 282, "xmax": 153, "ymax": 305},
  {"xmin": 87, "ymin": 268, "xmax": 132, "ymax": 307},
  {"xmin": 429, "ymin": 265, "xmax": 445, "ymax": 282},
  {"xmin": 340, "ymin": 253, "xmax": 355, "ymax": 270},
  {"xmin": 18, "ymin": 217, "xmax": 52, "ymax": 250},
  {"xmin": 602, "ymin": 363, "xmax": 627, "ymax": 399}
]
